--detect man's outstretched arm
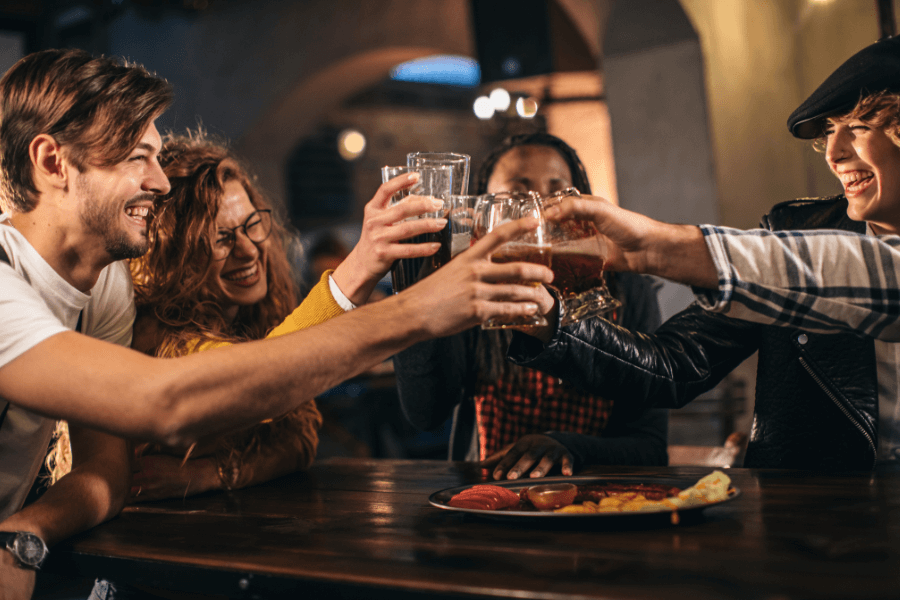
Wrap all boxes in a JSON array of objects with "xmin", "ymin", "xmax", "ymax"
[
  {"xmin": 0, "ymin": 218, "xmax": 553, "ymax": 448},
  {"xmin": 545, "ymin": 198, "xmax": 900, "ymax": 340}
]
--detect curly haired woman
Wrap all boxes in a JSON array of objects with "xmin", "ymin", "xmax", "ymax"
[{"xmin": 49, "ymin": 129, "xmax": 449, "ymax": 500}]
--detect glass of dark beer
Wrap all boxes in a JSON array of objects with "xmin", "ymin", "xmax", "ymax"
[
  {"xmin": 472, "ymin": 191, "xmax": 550, "ymax": 330},
  {"xmin": 543, "ymin": 188, "xmax": 620, "ymax": 325},
  {"xmin": 382, "ymin": 165, "xmax": 454, "ymax": 293}
]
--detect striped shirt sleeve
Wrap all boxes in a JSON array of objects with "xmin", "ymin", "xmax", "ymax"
[{"xmin": 693, "ymin": 225, "xmax": 900, "ymax": 341}]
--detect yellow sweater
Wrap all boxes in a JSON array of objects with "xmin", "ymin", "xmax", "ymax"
[{"xmin": 182, "ymin": 270, "xmax": 345, "ymax": 488}]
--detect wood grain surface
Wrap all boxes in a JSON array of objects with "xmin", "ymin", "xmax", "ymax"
[{"xmin": 43, "ymin": 459, "xmax": 900, "ymax": 599}]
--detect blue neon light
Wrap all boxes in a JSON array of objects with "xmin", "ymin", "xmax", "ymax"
[{"xmin": 390, "ymin": 55, "xmax": 481, "ymax": 87}]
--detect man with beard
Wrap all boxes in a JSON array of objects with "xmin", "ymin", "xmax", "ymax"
[{"xmin": 0, "ymin": 49, "xmax": 551, "ymax": 597}]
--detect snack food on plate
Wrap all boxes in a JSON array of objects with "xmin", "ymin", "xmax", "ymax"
[
  {"xmin": 553, "ymin": 471, "xmax": 732, "ymax": 514},
  {"xmin": 447, "ymin": 484, "xmax": 520, "ymax": 510},
  {"xmin": 444, "ymin": 471, "xmax": 733, "ymax": 514}
]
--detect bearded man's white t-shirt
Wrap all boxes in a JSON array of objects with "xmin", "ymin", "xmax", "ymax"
[{"xmin": 0, "ymin": 216, "xmax": 134, "ymax": 520}]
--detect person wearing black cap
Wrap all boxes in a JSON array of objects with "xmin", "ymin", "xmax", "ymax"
[{"xmin": 507, "ymin": 36, "xmax": 900, "ymax": 471}]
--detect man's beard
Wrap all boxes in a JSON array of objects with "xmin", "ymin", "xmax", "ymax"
[{"xmin": 77, "ymin": 180, "xmax": 150, "ymax": 260}]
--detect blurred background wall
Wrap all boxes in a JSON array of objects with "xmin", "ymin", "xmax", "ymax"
[{"xmin": 0, "ymin": 0, "xmax": 894, "ymax": 453}]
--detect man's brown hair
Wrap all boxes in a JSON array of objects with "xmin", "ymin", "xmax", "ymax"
[{"xmin": 0, "ymin": 48, "xmax": 173, "ymax": 213}]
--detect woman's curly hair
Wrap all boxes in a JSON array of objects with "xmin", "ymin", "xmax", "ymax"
[
  {"xmin": 49, "ymin": 130, "xmax": 320, "ymax": 489},
  {"xmin": 131, "ymin": 130, "xmax": 297, "ymax": 352}
]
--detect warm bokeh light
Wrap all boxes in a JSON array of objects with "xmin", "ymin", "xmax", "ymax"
[
  {"xmin": 489, "ymin": 87, "xmax": 511, "ymax": 111},
  {"xmin": 338, "ymin": 128, "xmax": 366, "ymax": 161},
  {"xmin": 516, "ymin": 96, "xmax": 539, "ymax": 118},
  {"xmin": 473, "ymin": 96, "xmax": 495, "ymax": 119}
]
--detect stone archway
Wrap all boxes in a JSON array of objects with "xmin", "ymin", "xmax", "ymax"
[{"xmin": 236, "ymin": 46, "xmax": 454, "ymax": 208}]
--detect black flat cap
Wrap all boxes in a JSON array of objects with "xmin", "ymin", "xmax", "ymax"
[{"xmin": 788, "ymin": 36, "xmax": 900, "ymax": 139}]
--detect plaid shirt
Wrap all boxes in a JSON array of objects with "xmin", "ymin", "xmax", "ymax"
[
  {"xmin": 473, "ymin": 370, "xmax": 613, "ymax": 460},
  {"xmin": 697, "ymin": 225, "xmax": 900, "ymax": 341}
]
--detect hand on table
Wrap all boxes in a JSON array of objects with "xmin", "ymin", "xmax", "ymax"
[
  {"xmin": 333, "ymin": 172, "xmax": 448, "ymax": 305},
  {"xmin": 480, "ymin": 434, "xmax": 574, "ymax": 480},
  {"xmin": 129, "ymin": 454, "xmax": 219, "ymax": 503},
  {"xmin": 513, "ymin": 286, "xmax": 559, "ymax": 343},
  {"xmin": 399, "ymin": 216, "xmax": 554, "ymax": 339}
]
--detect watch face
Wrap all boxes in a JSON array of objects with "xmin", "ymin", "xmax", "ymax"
[{"xmin": 12, "ymin": 533, "xmax": 47, "ymax": 567}]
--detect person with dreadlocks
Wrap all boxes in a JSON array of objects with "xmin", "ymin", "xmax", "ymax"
[{"xmin": 393, "ymin": 133, "xmax": 668, "ymax": 480}]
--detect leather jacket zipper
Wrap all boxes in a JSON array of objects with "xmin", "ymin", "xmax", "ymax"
[{"xmin": 798, "ymin": 356, "xmax": 876, "ymax": 469}]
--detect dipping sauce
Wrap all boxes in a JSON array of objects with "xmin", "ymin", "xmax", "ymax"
[{"xmin": 527, "ymin": 483, "xmax": 577, "ymax": 511}]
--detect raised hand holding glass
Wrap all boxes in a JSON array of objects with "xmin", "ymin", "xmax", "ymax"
[
  {"xmin": 473, "ymin": 191, "xmax": 550, "ymax": 330},
  {"xmin": 542, "ymin": 188, "xmax": 620, "ymax": 325}
]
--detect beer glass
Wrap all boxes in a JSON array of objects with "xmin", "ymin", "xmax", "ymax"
[
  {"xmin": 407, "ymin": 152, "xmax": 471, "ymax": 195},
  {"xmin": 543, "ymin": 188, "xmax": 620, "ymax": 325},
  {"xmin": 381, "ymin": 164, "xmax": 454, "ymax": 293},
  {"xmin": 444, "ymin": 194, "xmax": 481, "ymax": 258},
  {"xmin": 472, "ymin": 192, "xmax": 550, "ymax": 330}
]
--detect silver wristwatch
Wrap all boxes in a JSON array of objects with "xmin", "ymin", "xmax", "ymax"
[{"xmin": 0, "ymin": 531, "xmax": 48, "ymax": 569}]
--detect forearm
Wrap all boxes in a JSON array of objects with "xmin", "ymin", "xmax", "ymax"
[
  {"xmin": 547, "ymin": 409, "xmax": 669, "ymax": 469},
  {"xmin": 0, "ymin": 469, "xmax": 126, "ymax": 547},
  {"xmin": 697, "ymin": 226, "xmax": 900, "ymax": 340},
  {"xmin": 2, "ymin": 293, "xmax": 428, "ymax": 447},
  {"xmin": 508, "ymin": 306, "xmax": 757, "ymax": 409},
  {"xmin": 632, "ymin": 222, "xmax": 718, "ymax": 289},
  {"xmin": 0, "ymin": 218, "xmax": 553, "ymax": 447},
  {"xmin": 0, "ymin": 432, "xmax": 129, "ymax": 546},
  {"xmin": 156, "ymin": 295, "xmax": 431, "ymax": 445},
  {"xmin": 266, "ymin": 272, "xmax": 345, "ymax": 337}
]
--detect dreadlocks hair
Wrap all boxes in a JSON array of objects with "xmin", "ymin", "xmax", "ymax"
[{"xmin": 474, "ymin": 132, "xmax": 593, "ymax": 197}]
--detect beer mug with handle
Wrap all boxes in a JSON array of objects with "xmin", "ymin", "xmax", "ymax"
[{"xmin": 542, "ymin": 188, "xmax": 620, "ymax": 325}]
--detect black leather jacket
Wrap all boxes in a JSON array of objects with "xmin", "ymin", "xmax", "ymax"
[
  {"xmin": 394, "ymin": 272, "xmax": 668, "ymax": 468},
  {"xmin": 509, "ymin": 196, "xmax": 878, "ymax": 470}
]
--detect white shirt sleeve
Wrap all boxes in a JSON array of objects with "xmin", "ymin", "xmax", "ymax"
[
  {"xmin": 328, "ymin": 274, "xmax": 359, "ymax": 312},
  {"xmin": 0, "ymin": 263, "xmax": 69, "ymax": 370}
]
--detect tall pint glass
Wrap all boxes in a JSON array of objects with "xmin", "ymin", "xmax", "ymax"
[
  {"xmin": 381, "ymin": 164, "xmax": 454, "ymax": 293},
  {"xmin": 407, "ymin": 152, "xmax": 470, "ymax": 195}
]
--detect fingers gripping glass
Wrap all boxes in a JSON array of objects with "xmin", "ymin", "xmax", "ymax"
[
  {"xmin": 543, "ymin": 188, "xmax": 620, "ymax": 325},
  {"xmin": 213, "ymin": 209, "xmax": 273, "ymax": 260},
  {"xmin": 472, "ymin": 192, "xmax": 550, "ymax": 330}
]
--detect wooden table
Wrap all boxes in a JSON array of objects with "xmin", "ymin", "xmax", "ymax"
[{"xmin": 43, "ymin": 459, "xmax": 900, "ymax": 599}]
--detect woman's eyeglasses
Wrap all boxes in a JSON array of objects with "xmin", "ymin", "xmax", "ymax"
[{"xmin": 213, "ymin": 209, "xmax": 273, "ymax": 261}]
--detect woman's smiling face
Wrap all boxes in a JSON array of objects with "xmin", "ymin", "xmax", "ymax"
[
  {"xmin": 825, "ymin": 117, "xmax": 900, "ymax": 234},
  {"xmin": 207, "ymin": 179, "xmax": 269, "ymax": 320}
]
